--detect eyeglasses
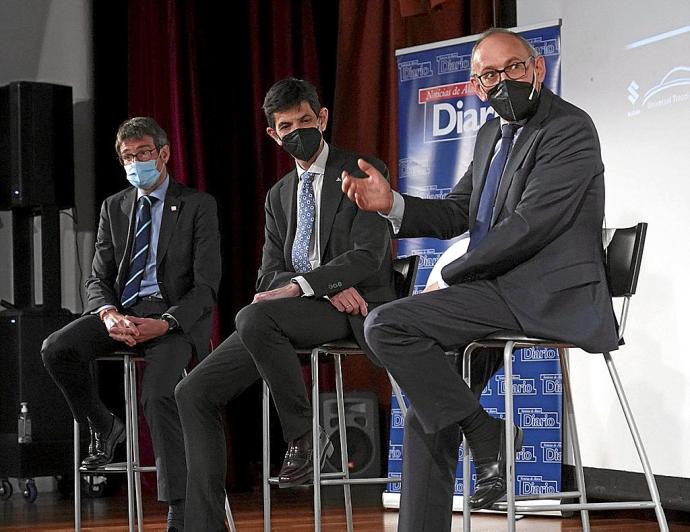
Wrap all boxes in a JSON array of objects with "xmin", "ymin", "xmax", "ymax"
[
  {"xmin": 118, "ymin": 147, "xmax": 159, "ymax": 165},
  {"xmin": 474, "ymin": 56, "xmax": 535, "ymax": 89}
]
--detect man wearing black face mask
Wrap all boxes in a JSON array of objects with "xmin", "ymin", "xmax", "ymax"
[
  {"xmin": 341, "ymin": 28, "xmax": 617, "ymax": 531},
  {"xmin": 175, "ymin": 78, "xmax": 396, "ymax": 531}
]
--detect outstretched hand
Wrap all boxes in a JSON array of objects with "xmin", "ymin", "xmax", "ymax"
[{"xmin": 341, "ymin": 159, "xmax": 393, "ymax": 214}]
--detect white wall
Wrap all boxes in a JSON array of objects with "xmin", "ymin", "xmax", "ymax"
[
  {"xmin": 518, "ymin": 0, "xmax": 690, "ymax": 479},
  {"xmin": 0, "ymin": 0, "xmax": 95, "ymax": 313}
]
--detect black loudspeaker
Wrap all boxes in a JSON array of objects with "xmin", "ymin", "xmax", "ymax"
[
  {"xmin": 0, "ymin": 81, "xmax": 74, "ymax": 209},
  {"xmin": 319, "ymin": 391, "xmax": 380, "ymax": 479},
  {"xmin": 0, "ymin": 308, "xmax": 77, "ymax": 479}
]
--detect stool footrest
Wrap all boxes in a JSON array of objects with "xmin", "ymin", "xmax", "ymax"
[{"xmin": 79, "ymin": 462, "xmax": 157, "ymax": 474}]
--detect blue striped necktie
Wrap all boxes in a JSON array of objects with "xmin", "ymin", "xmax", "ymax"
[
  {"xmin": 121, "ymin": 195, "xmax": 157, "ymax": 308},
  {"xmin": 468, "ymin": 124, "xmax": 517, "ymax": 251},
  {"xmin": 292, "ymin": 172, "xmax": 316, "ymax": 273}
]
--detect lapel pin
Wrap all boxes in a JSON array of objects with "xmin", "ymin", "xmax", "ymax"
[
  {"xmin": 336, "ymin": 177, "xmax": 342, "ymax": 182},
  {"xmin": 171, "ymin": 205, "xmax": 177, "ymax": 212}
]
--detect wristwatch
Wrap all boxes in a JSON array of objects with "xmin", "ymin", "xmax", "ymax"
[{"xmin": 161, "ymin": 313, "xmax": 179, "ymax": 333}]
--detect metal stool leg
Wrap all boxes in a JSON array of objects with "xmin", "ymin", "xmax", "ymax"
[
  {"xmin": 124, "ymin": 356, "xmax": 136, "ymax": 532},
  {"xmin": 560, "ymin": 350, "xmax": 591, "ymax": 532},
  {"xmin": 604, "ymin": 352, "xmax": 669, "ymax": 532},
  {"xmin": 262, "ymin": 380, "xmax": 271, "ymax": 532},
  {"xmin": 311, "ymin": 348, "xmax": 322, "ymax": 531},
  {"xmin": 74, "ymin": 420, "xmax": 82, "ymax": 531},
  {"xmin": 503, "ymin": 341, "xmax": 517, "ymax": 532},
  {"xmin": 225, "ymin": 491, "xmax": 237, "ymax": 532},
  {"xmin": 334, "ymin": 354, "xmax": 353, "ymax": 532},
  {"xmin": 128, "ymin": 358, "xmax": 144, "ymax": 532},
  {"xmin": 461, "ymin": 345, "xmax": 476, "ymax": 532}
]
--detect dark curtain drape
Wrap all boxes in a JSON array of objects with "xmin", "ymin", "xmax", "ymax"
[{"xmin": 93, "ymin": 0, "xmax": 512, "ymax": 492}]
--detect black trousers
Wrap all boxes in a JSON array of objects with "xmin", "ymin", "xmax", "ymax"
[
  {"xmin": 41, "ymin": 299, "xmax": 192, "ymax": 502},
  {"xmin": 364, "ymin": 280, "xmax": 520, "ymax": 532},
  {"xmin": 175, "ymin": 297, "xmax": 355, "ymax": 532}
]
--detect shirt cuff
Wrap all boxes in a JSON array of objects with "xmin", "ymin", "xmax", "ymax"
[
  {"xmin": 379, "ymin": 191, "xmax": 404, "ymax": 234},
  {"xmin": 95, "ymin": 304, "xmax": 116, "ymax": 316},
  {"xmin": 291, "ymin": 276, "xmax": 314, "ymax": 297}
]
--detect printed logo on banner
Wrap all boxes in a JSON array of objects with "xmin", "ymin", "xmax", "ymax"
[
  {"xmin": 391, "ymin": 408, "xmax": 405, "ymax": 429},
  {"xmin": 485, "ymin": 407, "xmax": 504, "ymax": 419},
  {"xmin": 541, "ymin": 373, "xmax": 562, "ymax": 395},
  {"xmin": 436, "ymin": 52, "xmax": 472, "ymax": 74},
  {"xmin": 407, "ymin": 184, "xmax": 453, "ymax": 199},
  {"xmin": 398, "ymin": 59, "xmax": 433, "ymax": 81},
  {"xmin": 516, "ymin": 445, "xmax": 537, "ymax": 463},
  {"xmin": 519, "ymin": 407, "xmax": 560, "ymax": 429},
  {"xmin": 528, "ymin": 36, "xmax": 560, "ymax": 56},
  {"xmin": 454, "ymin": 477, "xmax": 465, "ymax": 495},
  {"xmin": 626, "ymin": 66, "xmax": 690, "ymax": 117},
  {"xmin": 399, "ymin": 157, "xmax": 431, "ymax": 179},
  {"xmin": 389, "ymin": 444, "xmax": 404, "ymax": 461},
  {"xmin": 417, "ymin": 82, "xmax": 497, "ymax": 143},
  {"xmin": 518, "ymin": 475, "xmax": 558, "ymax": 495},
  {"xmin": 541, "ymin": 442, "xmax": 562, "ymax": 463},
  {"xmin": 481, "ymin": 380, "xmax": 493, "ymax": 396},
  {"xmin": 411, "ymin": 248, "xmax": 443, "ymax": 270},
  {"xmin": 387, "ymin": 473, "xmax": 402, "ymax": 493},
  {"xmin": 457, "ymin": 445, "xmax": 466, "ymax": 461},
  {"xmin": 497, "ymin": 374, "xmax": 537, "ymax": 396},
  {"xmin": 413, "ymin": 284, "xmax": 426, "ymax": 295},
  {"xmin": 519, "ymin": 346, "xmax": 559, "ymax": 361}
]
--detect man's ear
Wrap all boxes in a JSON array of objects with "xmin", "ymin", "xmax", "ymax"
[
  {"xmin": 159, "ymin": 144, "xmax": 171, "ymax": 163},
  {"xmin": 266, "ymin": 127, "xmax": 282, "ymax": 145},
  {"xmin": 318, "ymin": 107, "xmax": 329, "ymax": 132}
]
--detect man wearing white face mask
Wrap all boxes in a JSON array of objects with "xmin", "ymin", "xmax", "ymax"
[{"xmin": 42, "ymin": 117, "xmax": 221, "ymax": 532}]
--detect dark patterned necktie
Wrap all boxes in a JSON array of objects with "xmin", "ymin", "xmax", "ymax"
[
  {"xmin": 292, "ymin": 172, "xmax": 316, "ymax": 273},
  {"xmin": 121, "ymin": 195, "xmax": 157, "ymax": 308},
  {"xmin": 468, "ymin": 124, "xmax": 517, "ymax": 251}
]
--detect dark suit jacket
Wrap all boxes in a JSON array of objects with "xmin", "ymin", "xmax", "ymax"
[
  {"xmin": 398, "ymin": 88, "xmax": 618, "ymax": 353},
  {"xmin": 84, "ymin": 178, "xmax": 222, "ymax": 359},
  {"xmin": 257, "ymin": 144, "xmax": 397, "ymax": 349}
]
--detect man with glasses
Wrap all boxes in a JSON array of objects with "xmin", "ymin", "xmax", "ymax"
[
  {"xmin": 42, "ymin": 117, "xmax": 221, "ymax": 532},
  {"xmin": 342, "ymin": 28, "xmax": 617, "ymax": 531}
]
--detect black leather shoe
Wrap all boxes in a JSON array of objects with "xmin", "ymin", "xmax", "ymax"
[
  {"xmin": 469, "ymin": 424, "xmax": 524, "ymax": 510},
  {"xmin": 81, "ymin": 415, "xmax": 126, "ymax": 469},
  {"xmin": 278, "ymin": 427, "xmax": 334, "ymax": 488}
]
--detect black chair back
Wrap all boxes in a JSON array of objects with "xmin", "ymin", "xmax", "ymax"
[
  {"xmin": 605, "ymin": 223, "xmax": 647, "ymax": 298},
  {"xmin": 393, "ymin": 255, "xmax": 420, "ymax": 299}
]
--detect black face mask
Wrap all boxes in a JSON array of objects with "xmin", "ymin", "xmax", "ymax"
[
  {"xmin": 488, "ymin": 78, "xmax": 540, "ymax": 122},
  {"xmin": 280, "ymin": 126, "xmax": 322, "ymax": 161}
]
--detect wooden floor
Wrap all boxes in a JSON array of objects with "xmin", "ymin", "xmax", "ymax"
[{"xmin": 1, "ymin": 486, "xmax": 688, "ymax": 531}]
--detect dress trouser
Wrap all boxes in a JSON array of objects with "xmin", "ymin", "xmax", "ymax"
[
  {"xmin": 175, "ymin": 297, "xmax": 356, "ymax": 532},
  {"xmin": 41, "ymin": 299, "xmax": 192, "ymax": 502},
  {"xmin": 364, "ymin": 280, "xmax": 521, "ymax": 532}
]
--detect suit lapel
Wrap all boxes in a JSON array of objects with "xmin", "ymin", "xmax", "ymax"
[
  {"xmin": 281, "ymin": 170, "xmax": 298, "ymax": 265},
  {"xmin": 116, "ymin": 188, "xmax": 138, "ymax": 292},
  {"xmin": 491, "ymin": 89, "xmax": 553, "ymax": 225},
  {"xmin": 319, "ymin": 150, "xmax": 346, "ymax": 260},
  {"xmin": 470, "ymin": 119, "xmax": 500, "ymax": 223},
  {"xmin": 157, "ymin": 180, "xmax": 182, "ymax": 268}
]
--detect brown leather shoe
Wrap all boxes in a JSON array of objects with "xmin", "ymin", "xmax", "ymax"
[{"xmin": 278, "ymin": 427, "xmax": 334, "ymax": 488}]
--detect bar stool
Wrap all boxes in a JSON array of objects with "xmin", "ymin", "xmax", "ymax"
[
  {"xmin": 460, "ymin": 223, "xmax": 668, "ymax": 531},
  {"xmin": 261, "ymin": 255, "xmax": 418, "ymax": 531},
  {"xmin": 74, "ymin": 350, "xmax": 237, "ymax": 532}
]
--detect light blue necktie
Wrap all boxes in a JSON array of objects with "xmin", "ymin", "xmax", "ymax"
[
  {"xmin": 292, "ymin": 172, "xmax": 316, "ymax": 273},
  {"xmin": 468, "ymin": 124, "xmax": 516, "ymax": 251},
  {"xmin": 121, "ymin": 195, "xmax": 157, "ymax": 308}
]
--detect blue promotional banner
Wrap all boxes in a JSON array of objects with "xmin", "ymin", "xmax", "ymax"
[{"xmin": 385, "ymin": 23, "xmax": 563, "ymax": 508}]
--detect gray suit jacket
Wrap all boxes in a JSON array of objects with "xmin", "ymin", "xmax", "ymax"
[
  {"xmin": 398, "ymin": 88, "xmax": 618, "ymax": 353},
  {"xmin": 257, "ymin": 144, "xmax": 397, "ymax": 348},
  {"xmin": 85, "ymin": 179, "xmax": 222, "ymax": 359}
]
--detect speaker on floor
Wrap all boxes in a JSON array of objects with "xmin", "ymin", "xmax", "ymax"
[
  {"xmin": 0, "ymin": 81, "xmax": 74, "ymax": 209},
  {"xmin": 319, "ymin": 391, "xmax": 380, "ymax": 479}
]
